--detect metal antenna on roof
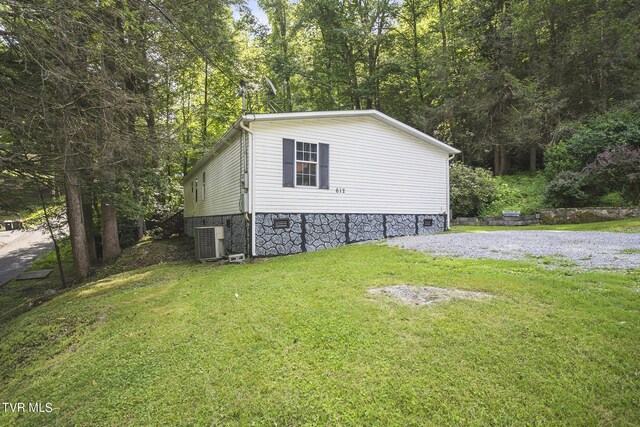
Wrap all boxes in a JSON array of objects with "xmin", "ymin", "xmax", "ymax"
[
  {"xmin": 265, "ymin": 76, "xmax": 277, "ymax": 96},
  {"xmin": 264, "ymin": 76, "xmax": 282, "ymax": 113}
]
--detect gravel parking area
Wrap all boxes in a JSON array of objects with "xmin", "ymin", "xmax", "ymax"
[{"xmin": 388, "ymin": 231, "xmax": 640, "ymax": 270}]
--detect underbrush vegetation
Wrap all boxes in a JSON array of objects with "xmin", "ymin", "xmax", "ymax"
[
  {"xmin": 453, "ymin": 169, "xmax": 631, "ymax": 219},
  {"xmin": 0, "ymin": 244, "xmax": 638, "ymax": 425},
  {"xmin": 0, "ymin": 236, "xmax": 194, "ymax": 322},
  {"xmin": 479, "ymin": 173, "xmax": 547, "ymax": 218}
]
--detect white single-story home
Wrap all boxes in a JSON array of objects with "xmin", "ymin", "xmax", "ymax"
[{"xmin": 183, "ymin": 110, "xmax": 460, "ymax": 257}]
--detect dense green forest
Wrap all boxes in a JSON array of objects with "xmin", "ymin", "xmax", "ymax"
[{"xmin": 1, "ymin": 0, "xmax": 639, "ymax": 279}]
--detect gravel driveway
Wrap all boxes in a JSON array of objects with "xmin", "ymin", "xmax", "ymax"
[{"xmin": 388, "ymin": 231, "xmax": 640, "ymax": 270}]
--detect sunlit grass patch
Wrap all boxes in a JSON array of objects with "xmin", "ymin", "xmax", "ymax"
[{"xmin": 74, "ymin": 272, "xmax": 153, "ymax": 298}]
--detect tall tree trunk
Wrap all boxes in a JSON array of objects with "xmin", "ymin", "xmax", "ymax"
[
  {"xmin": 548, "ymin": 0, "xmax": 558, "ymax": 85},
  {"xmin": 100, "ymin": 131, "xmax": 120, "ymax": 263},
  {"xmin": 343, "ymin": 41, "xmax": 360, "ymax": 109},
  {"xmin": 529, "ymin": 145, "xmax": 537, "ymax": 172},
  {"xmin": 101, "ymin": 195, "xmax": 121, "ymax": 263},
  {"xmin": 494, "ymin": 146, "xmax": 509, "ymax": 176},
  {"xmin": 202, "ymin": 60, "xmax": 208, "ymax": 141},
  {"xmin": 82, "ymin": 200, "xmax": 98, "ymax": 264},
  {"xmin": 65, "ymin": 171, "xmax": 90, "ymax": 280},
  {"xmin": 408, "ymin": 0, "xmax": 425, "ymax": 103},
  {"xmin": 137, "ymin": 218, "xmax": 147, "ymax": 240},
  {"xmin": 438, "ymin": 0, "xmax": 447, "ymax": 53},
  {"xmin": 499, "ymin": 148, "xmax": 508, "ymax": 175},
  {"xmin": 40, "ymin": 189, "xmax": 66, "ymax": 287}
]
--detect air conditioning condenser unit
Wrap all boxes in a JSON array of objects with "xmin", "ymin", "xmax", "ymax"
[{"xmin": 194, "ymin": 226, "xmax": 225, "ymax": 260}]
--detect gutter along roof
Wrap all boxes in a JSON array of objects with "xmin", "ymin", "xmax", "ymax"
[{"xmin": 183, "ymin": 110, "xmax": 460, "ymax": 182}]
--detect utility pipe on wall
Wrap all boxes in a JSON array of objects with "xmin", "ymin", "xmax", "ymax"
[
  {"xmin": 239, "ymin": 120, "xmax": 255, "ymax": 256},
  {"xmin": 446, "ymin": 153, "xmax": 457, "ymax": 230}
]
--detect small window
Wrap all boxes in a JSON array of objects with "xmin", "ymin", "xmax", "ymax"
[
  {"xmin": 195, "ymin": 178, "xmax": 198, "ymax": 203},
  {"xmin": 191, "ymin": 181, "xmax": 194, "ymax": 193},
  {"xmin": 423, "ymin": 218, "xmax": 433, "ymax": 227},
  {"xmin": 202, "ymin": 172, "xmax": 206, "ymax": 200},
  {"xmin": 296, "ymin": 141, "xmax": 317, "ymax": 187}
]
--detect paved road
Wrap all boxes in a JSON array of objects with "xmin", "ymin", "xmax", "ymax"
[
  {"xmin": 0, "ymin": 229, "xmax": 54, "ymax": 286},
  {"xmin": 388, "ymin": 230, "xmax": 640, "ymax": 270}
]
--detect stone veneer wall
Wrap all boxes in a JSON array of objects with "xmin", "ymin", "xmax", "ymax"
[
  {"xmin": 184, "ymin": 214, "xmax": 249, "ymax": 255},
  {"xmin": 254, "ymin": 213, "xmax": 445, "ymax": 257},
  {"xmin": 254, "ymin": 214, "xmax": 303, "ymax": 255}
]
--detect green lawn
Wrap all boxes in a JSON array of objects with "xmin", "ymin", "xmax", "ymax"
[
  {"xmin": 1, "ymin": 243, "xmax": 639, "ymax": 425},
  {"xmin": 452, "ymin": 217, "xmax": 640, "ymax": 233}
]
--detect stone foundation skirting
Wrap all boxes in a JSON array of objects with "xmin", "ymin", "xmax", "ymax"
[
  {"xmin": 184, "ymin": 214, "xmax": 249, "ymax": 255},
  {"xmin": 254, "ymin": 213, "xmax": 445, "ymax": 257}
]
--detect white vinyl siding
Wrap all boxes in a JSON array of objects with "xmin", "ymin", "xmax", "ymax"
[
  {"xmin": 184, "ymin": 137, "xmax": 242, "ymax": 217},
  {"xmin": 252, "ymin": 116, "xmax": 449, "ymax": 214}
]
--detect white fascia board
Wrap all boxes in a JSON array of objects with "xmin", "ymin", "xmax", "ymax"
[{"xmin": 242, "ymin": 110, "xmax": 461, "ymax": 154}]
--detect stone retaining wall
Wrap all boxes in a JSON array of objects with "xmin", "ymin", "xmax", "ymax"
[
  {"xmin": 452, "ymin": 214, "xmax": 540, "ymax": 226},
  {"xmin": 540, "ymin": 207, "xmax": 640, "ymax": 225}
]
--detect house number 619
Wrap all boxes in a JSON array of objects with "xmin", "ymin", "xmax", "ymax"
[{"xmin": 335, "ymin": 188, "xmax": 346, "ymax": 193}]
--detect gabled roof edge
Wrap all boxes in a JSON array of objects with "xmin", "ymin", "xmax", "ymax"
[
  {"xmin": 243, "ymin": 110, "xmax": 460, "ymax": 154},
  {"xmin": 183, "ymin": 110, "xmax": 460, "ymax": 183}
]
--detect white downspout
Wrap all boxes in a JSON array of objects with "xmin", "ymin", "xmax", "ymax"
[
  {"xmin": 447, "ymin": 153, "xmax": 456, "ymax": 230},
  {"xmin": 239, "ymin": 120, "xmax": 255, "ymax": 256}
]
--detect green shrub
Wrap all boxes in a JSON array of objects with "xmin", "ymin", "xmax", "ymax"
[
  {"xmin": 598, "ymin": 192, "xmax": 626, "ymax": 207},
  {"xmin": 450, "ymin": 162, "xmax": 497, "ymax": 217},
  {"xmin": 583, "ymin": 145, "xmax": 640, "ymax": 205},
  {"xmin": 544, "ymin": 171, "xmax": 593, "ymax": 208},
  {"xmin": 479, "ymin": 173, "xmax": 547, "ymax": 217},
  {"xmin": 544, "ymin": 106, "xmax": 640, "ymax": 178},
  {"xmin": 543, "ymin": 140, "xmax": 580, "ymax": 179}
]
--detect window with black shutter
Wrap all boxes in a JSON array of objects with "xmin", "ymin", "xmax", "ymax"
[{"xmin": 283, "ymin": 138, "xmax": 330, "ymax": 189}]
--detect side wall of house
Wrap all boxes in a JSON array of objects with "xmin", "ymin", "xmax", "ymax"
[
  {"xmin": 251, "ymin": 116, "xmax": 450, "ymax": 214},
  {"xmin": 184, "ymin": 136, "xmax": 242, "ymax": 218},
  {"xmin": 184, "ymin": 137, "xmax": 247, "ymax": 254},
  {"xmin": 250, "ymin": 116, "xmax": 450, "ymax": 256}
]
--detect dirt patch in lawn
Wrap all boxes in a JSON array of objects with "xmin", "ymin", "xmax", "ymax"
[{"xmin": 368, "ymin": 285, "xmax": 492, "ymax": 306}]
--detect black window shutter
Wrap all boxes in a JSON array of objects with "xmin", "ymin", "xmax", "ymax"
[
  {"xmin": 319, "ymin": 143, "xmax": 329, "ymax": 189},
  {"xmin": 283, "ymin": 138, "xmax": 295, "ymax": 187}
]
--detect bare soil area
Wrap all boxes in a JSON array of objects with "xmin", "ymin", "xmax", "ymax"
[{"xmin": 368, "ymin": 285, "xmax": 492, "ymax": 306}]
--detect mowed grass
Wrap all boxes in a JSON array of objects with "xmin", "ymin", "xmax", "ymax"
[
  {"xmin": 453, "ymin": 217, "xmax": 640, "ymax": 233},
  {"xmin": 1, "ymin": 244, "xmax": 639, "ymax": 425}
]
